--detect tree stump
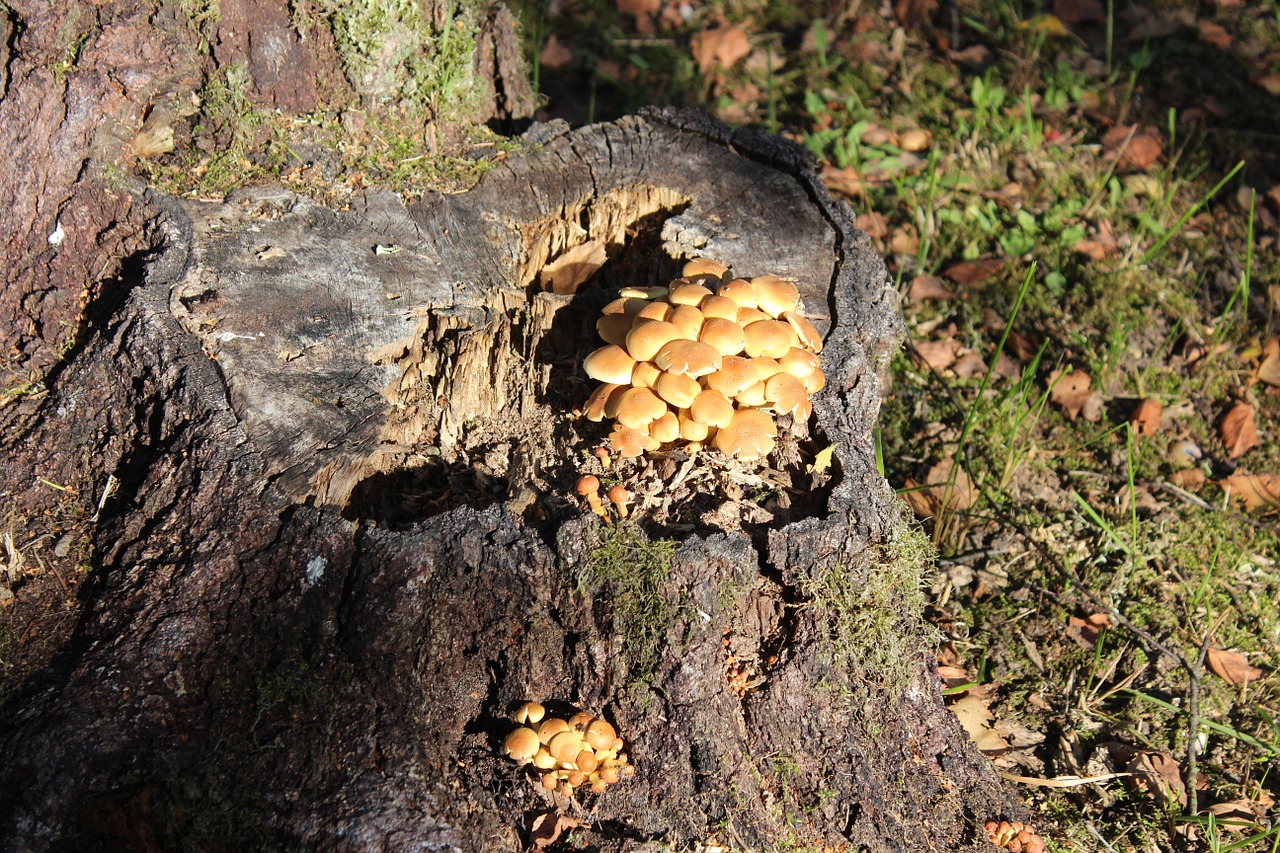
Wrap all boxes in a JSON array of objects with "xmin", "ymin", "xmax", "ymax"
[{"xmin": 0, "ymin": 108, "xmax": 1022, "ymax": 851}]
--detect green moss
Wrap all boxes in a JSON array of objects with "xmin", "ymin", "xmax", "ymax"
[{"xmin": 576, "ymin": 522, "xmax": 679, "ymax": 685}]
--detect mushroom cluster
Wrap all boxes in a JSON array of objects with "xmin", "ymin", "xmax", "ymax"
[
  {"xmin": 984, "ymin": 820, "xmax": 1046, "ymax": 853},
  {"xmin": 501, "ymin": 701, "xmax": 634, "ymax": 795},
  {"xmin": 582, "ymin": 259, "xmax": 825, "ymax": 462}
]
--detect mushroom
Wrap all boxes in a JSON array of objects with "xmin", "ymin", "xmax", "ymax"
[
  {"xmin": 713, "ymin": 408, "xmax": 777, "ymax": 460},
  {"xmin": 594, "ymin": 446, "xmax": 611, "ymax": 469},
  {"xmin": 742, "ymin": 320, "xmax": 794, "ymax": 359},
  {"xmin": 750, "ymin": 274, "xmax": 801, "ymax": 317},
  {"xmin": 668, "ymin": 282, "xmax": 714, "ymax": 306},
  {"xmin": 537, "ymin": 716, "xmax": 571, "ymax": 744},
  {"xmin": 548, "ymin": 730, "xmax": 586, "ymax": 764},
  {"xmin": 765, "ymin": 372, "xmax": 812, "ymax": 420},
  {"xmin": 649, "ymin": 411, "xmax": 680, "ymax": 444},
  {"xmin": 653, "ymin": 370, "xmax": 701, "ymax": 409},
  {"xmin": 667, "ymin": 304, "xmax": 705, "ymax": 340},
  {"xmin": 614, "ymin": 387, "xmax": 667, "ymax": 429},
  {"xmin": 653, "ymin": 339, "xmax": 722, "ymax": 377},
  {"xmin": 635, "ymin": 300, "xmax": 671, "ymax": 322},
  {"xmin": 514, "ymin": 701, "xmax": 546, "ymax": 725},
  {"xmin": 717, "ymin": 278, "xmax": 758, "ymax": 309},
  {"xmin": 503, "ymin": 726, "xmax": 541, "ymax": 765},
  {"xmin": 625, "ymin": 320, "xmax": 683, "ymax": 361},
  {"xmin": 698, "ymin": 317, "xmax": 747, "ymax": 357},
  {"xmin": 584, "ymin": 383, "xmax": 625, "ymax": 422},
  {"xmin": 576, "ymin": 476, "xmax": 608, "ymax": 520},
  {"xmin": 698, "ymin": 294, "xmax": 741, "ymax": 321},
  {"xmin": 704, "ymin": 356, "xmax": 761, "ymax": 397},
  {"xmin": 689, "ymin": 389, "xmax": 734, "ymax": 429},
  {"xmin": 683, "ymin": 258, "xmax": 730, "ymax": 278},
  {"xmin": 782, "ymin": 310, "xmax": 823, "ymax": 353},
  {"xmin": 583, "ymin": 345, "xmax": 637, "ymax": 385},
  {"xmin": 608, "ymin": 485, "xmax": 631, "ymax": 519},
  {"xmin": 596, "ymin": 312, "xmax": 635, "ymax": 346},
  {"xmin": 609, "ymin": 424, "xmax": 660, "ymax": 458},
  {"xmin": 630, "ymin": 360, "xmax": 661, "ymax": 389},
  {"xmin": 584, "ymin": 719, "xmax": 618, "ymax": 751},
  {"xmin": 778, "ymin": 347, "xmax": 820, "ymax": 379}
]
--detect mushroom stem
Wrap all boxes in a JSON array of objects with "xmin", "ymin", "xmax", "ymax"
[
  {"xmin": 576, "ymin": 476, "xmax": 609, "ymax": 521},
  {"xmin": 594, "ymin": 446, "xmax": 612, "ymax": 469},
  {"xmin": 607, "ymin": 486, "xmax": 631, "ymax": 519}
]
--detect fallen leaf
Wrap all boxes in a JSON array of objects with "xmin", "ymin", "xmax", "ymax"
[
  {"xmin": 889, "ymin": 227, "xmax": 919, "ymax": 256},
  {"xmin": 616, "ymin": 0, "xmax": 660, "ymax": 13},
  {"xmin": 822, "ymin": 165, "xmax": 866, "ymax": 197},
  {"xmin": 949, "ymin": 693, "xmax": 1010, "ymax": 754},
  {"xmin": 949, "ymin": 43, "xmax": 991, "ymax": 67},
  {"xmin": 1054, "ymin": 0, "xmax": 1106, "ymax": 25},
  {"xmin": 539, "ymin": 36, "xmax": 574, "ymax": 71},
  {"xmin": 907, "ymin": 275, "xmax": 954, "ymax": 301},
  {"xmin": 530, "ymin": 811, "xmax": 580, "ymax": 848},
  {"xmin": 925, "ymin": 457, "xmax": 978, "ymax": 512},
  {"xmin": 1221, "ymin": 472, "xmax": 1280, "ymax": 513},
  {"xmin": 1102, "ymin": 125, "xmax": 1164, "ymax": 171},
  {"xmin": 1207, "ymin": 647, "xmax": 1266, "ymax": 685},
  {"xmin": 691, "ymin": 24, "xmax": 751, "ymax": 74},
  {"xmin": 994, "ymin": 352, "xmax": 1020, "ymax": 379},
  {"xmin": 1007, "ymin": 331, "xmax": 1040, "ymax": 362},
  {"xmin": 893, "ymin": 0, "xmax": 938, "ymax": 29},
  {"xmin": 1129, "ymin": 398, "xmax": 1163, "ymax": 436},
  {"xmin": 856, "ymin": 212, "xmax": 889, "ymax": 238},
  {"xmin": 1125, "ymin": 750, "xmax": 1187, "ymax": 808},
  {"xmin": 1066, "ymin": 613, "xmax": 1111, "ymax": 649},
  {"xmin": 1049, "ymin": 368, "xmax": 1093, "ymax": 421},
  {"xmin": 1254, "ymin": 74, "xmax": 1280, "ymax": 97},
  {"xmin": 952, "ymin": 352, "xmax": 987, "ymax": 378},
  {"xmin": 937, "ymin": 664, "xmax": 971, "ymax": 689},
  {"xmin": 914, "ymin": 338, "xmax": 960, "ymax": 371},
  {"xmin": 1081, "ymin": 392, "xmax": 1104, "ymax": 422},
  {"xmin": 1205, "ymin": 800, "xmax": 1266, "ymax": 832},
  {"xmin": 1219, "ymin": 402, "xmax": 1261, "ymax": 459},
  {"xmin": 1197, "ymin": 20, "xmax": 1233, "ymax": 49},
  {"xmin": 1169, "ymin": 468, "xmax": 1206, "ymax": 489},
  {"xmin": 539, "ymin": 240, "xmax": 607, "ymax": 294},
  {"xmin": 902, "ymin": 477, "xmax": 935, "ymax": 519},
  {"xmin": 943, "ymin": 258, "xmax": 1003, "ymax": 285},
  {"xmin": 899, "ymin": 128, "xmax": 931, "ymax": 152},
  {"xmin": 1255, "ymin": 338, "xmax": 1280, "ymax": 386}
]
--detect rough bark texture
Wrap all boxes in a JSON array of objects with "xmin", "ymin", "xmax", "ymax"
[
  {"xmin": 1, "ymin": 107, "xmax": 1023, "ymax": 851},
  {"xmin": 0, "ymin": 2, "xmax": 1023, "ymax": 850}
]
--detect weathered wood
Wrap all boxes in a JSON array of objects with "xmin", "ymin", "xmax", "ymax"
[{"xmin": 0, "ymin": 107, "xmax": 1024, "ymax": 851}]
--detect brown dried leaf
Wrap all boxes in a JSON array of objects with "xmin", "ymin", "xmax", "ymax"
[
  {"xmin": 1254, "ymin": 73, "xmax": 1280, "ymax": 97},
  {"xmin": 1222, "ymin": 472, "xmax": 1280, "ymax": 513},
  {"xmin": 691, "ymin": 24, "xmax": 751, "ymax": 74},
  {"xmin": 1169, "ymin": 468, "xmax": 1206, "ymax": 489},
  {"xmin": 1219, "ymin": 402, "xmax": 1261, "ymax": 459},
  {"xmin": 1207, "ymin": 647, "xmax": 1266, "ymax": 685},
  {"xmin": 937, "ymin": 664, "xmax": 971, "ymax": 689},
  {"xmin": 914, "ymin": 338, "xmax": 960, "ymax": 371},
  {"xmin": 1205, "ymin": 800, "xmax": 1266, "ymax": 832},
  {"xmin": 616, "ymin": 0, "xmax": 660, "ymax": 14},
  {"xmin": 994, "ymin": 352, "xmax": 1020, "ymax": 379},
  {"xmin": 530, "ymin": 812, "xmax": 580, "ymax": 848},
  {"xmin": 1255, "ymin": 338, "xmax": 1280, "ymax": 386},
  {"xmin": 539, "ymin": 36, "xmax": 574, "ymax": 71},
  {"xmin": 1130, "ymin": 398, "xmax": 1163, "ymax": 436},
  {"xmin": 539, "ymin": 240, "xmax": 607, "ymax": 294},
  {"xmin": 1197, "ymin": 20, "xmax": 1233, "ymax": 49},
  {"xmin": 925, "ymin": 457, "xmax": 978, "ymax": 512},
  {"xmin": 1053, "ymin": 0, "xmax": 1106, "ymax": 25},
  {"xmin": 1102, "ymin": 125, "xmax": 1164, "ymax": 170},
  {"xmin": 902, "ymin": 477, "xmax": 936, "ymax": 519},
  {"xmin": 907, "ymin": 275, "xmax": 954, "ymax": 302},
  {"xmin": 1007, "ymin": 331, "xmax": 1040, "ymax": 362},
  {"xmin": 943, "ymin": 258, "xmax": 1003, "ymax": 285},
  {"xmin": 821, "ymin": 165, "xmax": 865, "ymax": 198},
  {"xmin": 1049, "ymin": 368, "xmax": 1093, "ymax": 421},
  {"xmin": 952, "ymin": 352, "xmax": 987, "ymax": 378},
  {"xmin": 1126, "ymin": 751, "xmax": 1187, "ymax": 808},
  {"xmin": 856, "ymin": 211, "xmax": 889, "ymax": 239},
  {"xmin": 949, "ymin": 693, "xmax": 1009, "ymax": 754},
  {"xmin": 893, "ymin": 0, "xmax": 938, "ymax": 29},
  {"xmin": 1066, "ymin": 613, "xmax": 1111, "ymax": 649}
]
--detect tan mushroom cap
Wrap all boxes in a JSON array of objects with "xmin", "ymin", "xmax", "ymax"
[
  {"xmin": 614, "ymin": 387, "xmax": 667, "ymax": 428},
  {"xmin": 704, "ymin": 356, "xmax": 761, "ymax": 397},
  {"xmin": 585, "ymin": 719, "xmax": 618, "ymax": 751},
  {"xmin": 735, "ymin": 380, "xmax": 768, "ymax": 408},
  {"xmin": 698, "ymin": 317, "xmax": 746, "ymax": 357},
  {"xmin": 783, "ymin": 310, "xmax": 823, "ymax": 353},
  {"xmin": 669, "ymin": 283, "xmax": 714, "ymax": 306},
  {"xmin": 618, "ymin": 285, "xmax": 669, "ymax": 300},
  {"xmin": 778, "ymin": 347, "xmax": 821, "ymax": 379},
  {"xmin": 514, "ymin": 701, "xmax": 546, "ymax": 725},
  {"xmin": 650, "ymin": 410, "xmax": 680, "ymax": 443},
  {"xmin": 504, "ymin": 726, "xmax": 541, "ymax": 764},
  {"xmin": 803, "ymin": 368, "xmax": 826, "ymax": 394},
  {"xmin": 630, "ymin": 360, "xmax": 661, "ymax": 389},
  {"xmin": 748, "ymin": 356, "xmax": 784, "ymax": 380},
  {"xmin": 683, "ymin": 258, "xmax": 730, "ymax": 278},
  {"xmin": 584, "ymin": 383, "xmax": 624, "ymax": 422},
  {"xmin": 601, "ymin": 297, "xmax": 649, "ymax": 316},
  {"xmin": 668, "ymin": 304, "xmax": 705, "ymax": 340},
  {"xmin": 736, "ymin": 306, "xmax": 772, "ymax": 326},
  {"xmin": 596, "ymin": 313, "xmax": 635, "ymax": 346},
  {"xmin": 742, "ymin": 320, "xmax": 794, "ymax": 359},
  {"xmin": 549, "ymin": 730, "xmax": 586, "ymax": 764},
  {"xmin": 653, "ymin": 370, "xmax": 702, "ymax": 408},
  {"xmin": 654, "ymin": 339, "xmax": 722, "ymax": 377},
  {"xmin": 610, "ymin": 423, "xmax": 660, "ymax": 458},
  {"xmin": 626, "ymin": 320, "xmax": 683, "ymax": 361},
  {"xmin": 750, "ymin": 274, "xmax": 801, "ymax": 318},
  {"xmin": 678, "ymin": 410, "xmax": 711, "ymax": 441},
  {"xmin": 533, "ymin": 746, "xmax": 558, "ymax": 770},
  {"xmin": 713, "ymin": 408, "xmax": 777, "ymax": 460},
  {"xmin": 717, "ymin": 278, "xmax": 758, "ymax": 309},
  {"xmin": 698, "ymin": 294, "xmax": 741, "ymax": 321},
  {"xmin": 689, "ymin": 389, "xmax": 735, "ymax": 429},
  {"xmin": 538, "ymin": 717, "xmax": 571, "ymax": 744},
  {"xmin": 584, "ymin": 345, "xmax": 637, "ymax": 385},
  {"xmin": 765, "ymin": 372, "xmax": 812, "ymax": 420},
  {"xmin": 635, "ymin": 300, "xmax": 671, "ymax": 322}
]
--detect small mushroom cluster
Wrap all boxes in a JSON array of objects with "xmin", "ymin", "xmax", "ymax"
[
  {"xmin": 582, "ymin": 259, "xmax": 825, "ymax": 462},
  {"xmin": 502, "ymin": 701, "xmax": 634, "ymax": 795},
  {"xmin": 984, "ymin": 820, "xmax": 1046, "ymax": 853}
]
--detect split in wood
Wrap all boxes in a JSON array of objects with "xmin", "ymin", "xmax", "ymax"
[
  {"xmin": 502, "ymin": 702, "xmax": 634, "ymax": 796},
  {"xmin": 582, "ymin": 259, "xmax": 825, "ymax": 463}
]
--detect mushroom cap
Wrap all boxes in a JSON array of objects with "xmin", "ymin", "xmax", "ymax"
[
  {"xmin": 669, "ymin": 282, "xmax": 714, "ymax": 306},
  {"xmin": 585, "ymin": 719, "xmax": 618, "ymax": 751},
  {"xmin": 538, "ymin": 717, "xmax": 571, "ymax": 744},
  {"xmin": 783, "ymin": 310, "xmax": 823, "ymax": 353},
  {"xmin": 584, "ymin": 345, "xmax": 637, "ymax": 385},
  {"xmin": 614, "ymin": 387, "xmax": 667, "ymax": 429},
  {"xmin": 618, "ymin": 285, "xmax": 669, "ymax": 300},
  {"xmin": 650, "ymin": 410, "xmax": 680, "ymax": 443},
  {"xmin": 704, "ymin": 356, "xmax": 761, "ymax": 397},
  {"xmin": 698, "ymin": 317, "xmax": 747, "ymax": 357},
  {"xmin": 717, "ymin": 278, "xmax": 759, "ymax": 309},
  {"xmin": 504, "ymin": 726, "xmax": 541, "ymax": 763},
  {"xmin": 689, "ymin": 389, "xmax": 735, "ymax": 429},
  {"xmin": 765, "ymin": 372, "xmax": 812, "ymax": 420},
  {"xmin": 600, "ymin": 765, "xmax": 621, "ymax": 784},
  {"xmin": 748, "ymin": 356, "xmax": 784, "ymax": 380},
  {"xmin": 653, "ymin": 370, "xmax": 702, "ymax": 409},
  {"xmin": 750, "ymin": 274, "xmax": 801, "ymax": 318},
  {"xmin": 576, "ymin": 750, "xmax": 599, "ymax": 773},
  {"xmin": 667, "ymin": 304, "xmax": 705, "ymax": 340},
  {"xmin": 736, "ymin": 306, "xmax": 772, "ymax": 326},
  {"xmin": 635, "ymin": 300, "xmax": 671, "ymax": 322},
  {"xmin": 568, "ymin": 712, "xmax": 595, "ymax": 731},
  {"xmin": 713, "ymin": 408, "xmax": 778, "ymax": 460},
  {"xmin": 549, "ymin": 730, "xmax": 586, "ymax": 764},
  {"xmin": 630, "ymin": 360, "xmax": 661, "ymax": 389},
  {"xmin": 596, "ymin": 313, "xmax": 635, "ymax": 346},
  {"xmin": 607, "ymin": 485, "xmax": 630, "ymax": 505},
  {"xmin": 601, "ymin": 297, "xmax": 649, "ymax": 316},
  {"xmin": 533, "ymin": 746, "xmax": 558, "ymax": 770},
  {"xmin": 514, "ymin": 701, "xmax": 546, "ymax": 725},
  {"xmin": 654, "ymin": 339, "xmax": 722, "ymax": 377},
  {"xmin": 576, "ymin": 475, "xmax": 601, "ymax": 497},
  {"xmin": 803, "ymin": 367, "xmax": 826, "ymax": 394},
  {"xmin": 609, "ymin": 424, "xmax": 660, "ymax": 458},
  {"xmin": 742, "ymin": 320, "xmax": 794, "ymax": 359},
  {"xmin": 683, "ymin": 258, "xmax": 730, "ymax": 278},
  {"xmin": 698, "ymin": 294, "xmax": 741, "ymax": 321},
  {"xmin": 735, "ymin": 380, "xmax": 768, "ymax": 408},
  {"xmin": 584, "ymin": 383, "xmax": 625, "ymax": 422},
  {"xmin": 678, "ymin": 409, "xmax": 711, "ymax": 441},
  {"xmin": 778, "ymin": 347, "xmax": 821, "ymax": 379},
  {"xmin": 626, "ymin": 320, "xmax": 684, "ymax": 361}
]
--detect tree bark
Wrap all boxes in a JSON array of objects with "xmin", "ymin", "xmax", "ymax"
[{"xmin": 0, "ymin": 4, "xmax": 1024, "ymax": 851}]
